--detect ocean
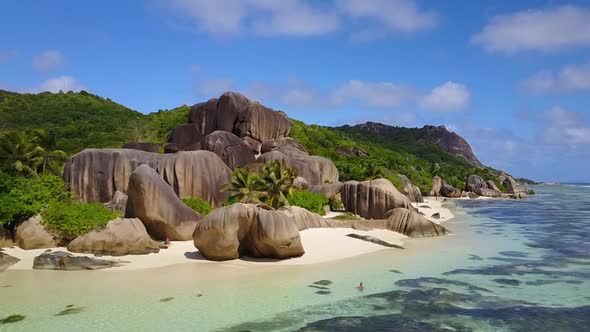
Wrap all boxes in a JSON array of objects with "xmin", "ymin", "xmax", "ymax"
[{"xmin": 1, "ymin": 185, "xmax": 589, "ymax": 331}]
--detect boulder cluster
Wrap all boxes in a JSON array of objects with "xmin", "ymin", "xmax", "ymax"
[{"xmin": 428, "ymin": 173, "xmax": 529, "ymax": 199}]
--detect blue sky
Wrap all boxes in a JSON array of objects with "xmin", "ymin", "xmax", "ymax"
[{"xmin": 1, "ymin": 0, "xmax": 589, "ymax": 182}]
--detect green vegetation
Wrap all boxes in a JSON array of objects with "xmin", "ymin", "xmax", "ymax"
[
  {"xmin": 42, "ymin": 201, "xmax": 119, "ymax": 238},
  {"xmin": 182, "ymin": 197, "xmax": 213, "ymax": 215},
  {"xmin": 287, "ymin": 189, "xmax": 328, "ymax": 216},
  {"xmin": 223, "ymin": 161, "xmax": 296, "ymax": 209},
  {"xmin": 329, "ymin": 212, "xmax": 359, "ymax": 221}
]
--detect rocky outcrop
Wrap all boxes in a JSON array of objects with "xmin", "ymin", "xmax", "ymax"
[
  {"xmin": 215, "ymin": 91, "xmax": 251, "ymax": 132},
  {"xmin": 465, "ymin": 175, "xmax": 487, "ymax": 193},
  {"xmin": 486, "ymin": 180, "xmax": 501, "ymax": 192},
  {"xmin": 193, "ymin": 203, "xmax": 304, "ymax": 261},
  {"xmin": 281, "ymin": 206, "xmax": 331, "ymax": 231},
  {"xmin": 166, "ymin": 124, "xmax": 202, "ymax": 151},
  {"xmin": 337, "ymin": 147, "xmax": 369, "ymax": 157},
  {"xmin": 440, "ymin": 182, "xmax": 462, "ymax": 198},
  {"xmin": 33, "ymin": 251, "xmax": 124, "ymax": 270},
  {"xmin": 308, "ymin": 182, "xmax": 343, "ymax": 199},
  {"xmin": 260, "ymin": 137, "xmax": 307, "ymax": 157},
  {"xmin": 63, "ymin": 149, "xmax": 164, "ymax": 203},
  {"xmin": 122, "ymin": 142, "xmax": 163, "ymax": 153},
  {"xmin": 157, "ymin": 151, "xmax": 231, "ymax": 206},
  {"xmin": 188, "ymin": 98, "xmax": 218, "ymax": 136},
  {"xmin": 502, "ymin": 176, "xmax": 518, "ymax": 194},
  {"xmin": 477, "ymin": 188, "xmax": 501, "ymax": 197},
  {"xmin": 14, "ymin": 215, "xmax": 61, "ymax": 250},
  {"xmin": 104, "ymin": 191, "xmax": 128, "ymax": 214},
  {"xmin": 234, "ymin": 103, "xmax": 292, "ymax": 142},
  {"xmin": 385, "ymin": 208, "xmax": 447, "ymax": 237},
  {"xmin": 429, "ymin": 176, "xmax": 443, "ymax": 197},
  {"xmin": 0, "ymin": 252, "xmax": 19, "ymax": 271},
  {"xmin": 67, "ymin": 218, "xmax": 162, "ymax": 256},
  {"xmin": 258, "ymin": 151, "xmax": 338, "ymax": 185},
  {"xmin": 341, "ymin": 179, "xmax": 413, "ymax": 220},
  {"xmin": 398, "ymin": 174, "xmax": 424, "ymax": 203},
  {"xmin": 200, "ymin": 131, "xmax": 255, "ymax": 169},
  {"xmin": 126, "ymin": 165, "xmax": 201, "ymax": 241}
]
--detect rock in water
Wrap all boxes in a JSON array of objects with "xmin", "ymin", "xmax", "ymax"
[
  {"xmin": 157, "ymin": 151, "xmax": 231, "ymax": 207},
  {"xmin": 32, "ymin": 251, "xmax": 124, "ymax": 270},
  {"xmin": 398, "ymin": 174, "xmax": 424, "ymax": 203},
  {"xmin": 0, "ymin": 252, "xmax": 20, "ymax": 271},
  {"xmin": 193, "ymin": 203, "xmax": 304, "ymax": 261},
  {"xmin": 385, "ymin": 208, "xmax": 447, "ymax": 237},
  {"xmin": 502, "ymin": 176, "xmax": 518, "ymax": 194},
  {"xmin": 67, "ymin": 218, "xmax": 162, "ymax": 256},
  {"xmin": 104, "ymin": 191, "xmax": 128, "ymax": 214},
  {"xmin": 126, "ymin": 165, "xmax": 201, "ymax": 241},
  {"xmin": 188, "ymin": 98, "xmax": 218, "ymax": 136},
  {"xmin": 14, "ymin": 215, "xmax": 60, "ymax": 250},
  {"xmin": 346, "ymin": 233, "xmax": 404, "ymax": 249},
  {"xmin": 341, "ymin": 179, "xmax": 413, "ymax": 220},
  {"xmin": 63, "ymin": 148, "xmax": 164, "ymax": 203},
  {"xmin": 200, "ymin": 131, "xmax": 255, "ymax": 169},
  {"xmin": 429, "ymin": 176, "xmax": 443, "ymax": 197}
]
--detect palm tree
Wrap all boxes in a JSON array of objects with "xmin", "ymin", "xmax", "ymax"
[
  {"xmin": 222, "ymin": 168, "xmax": 265, "ymax": 204},
  {"xmin": 30, "ymin": 145, "xmax": 67, "ymax": 175},
  {"xmin": 258, "ymin": 161, "xmax": 297, "ymax": 209},
  {"xmin": 0, "ymin": 131, "xmax": 37, "ymax": 176}
]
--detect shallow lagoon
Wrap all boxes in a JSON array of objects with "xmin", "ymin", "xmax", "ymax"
[{"xmin": 1, "ymin": 186, "xmax": 589, "ymax": 331}]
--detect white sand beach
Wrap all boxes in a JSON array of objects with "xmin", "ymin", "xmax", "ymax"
[{"xmin": 2, "ymin": 198, "xmax": 454, "ymax": 271}]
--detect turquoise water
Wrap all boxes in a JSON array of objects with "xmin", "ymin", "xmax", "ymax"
[{"xmin": 1, "ymin": 185, "xmax": 589, "ymax": 331}]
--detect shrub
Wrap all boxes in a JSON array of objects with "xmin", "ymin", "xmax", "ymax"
[
  {"xmin": 329, "ymin": 197, "xmax": 344, "ymax": 211},
  {"xmin": 42, "ymin": 201, "xmax": 119, "ymax": 237},
  {"xmin": 287, "ymin": 190, "xmax": 328, "ymax": 216},
  {"xmin": 330, "ymin": 212, "xmax": 359, "ymax": 221},
  {"xmin": 182, "ymin": 197, "xmax": 213, "ymax": 215}
]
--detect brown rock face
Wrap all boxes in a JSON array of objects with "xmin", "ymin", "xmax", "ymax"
[
  {"xmin": 14, "ymin": 215, "xmax": 61, "ymax": 250},
  {"xmin": 157, "ymin": 151, "xmax": 231, "ymax": 206},
  {"xmin": 260, "ymin": 137, "xmax": 307, "ymax": 157},
  {"xmin": 308, "ymin": 182, "xmax": 343, "ymax": 199},
  {"xmin": 63, "ymin": 149, "xmax": 164, "ymax": 203},
  {"xmin": 125, "ymin": 165, "xmax": 201, "ymax": 241},
  {"xmin": 188, "ymin": 98, "xmax": 219, "ymax": 136},
  {"xmin": 215, "ymin": 92, "xmax": 251, "ymax": 132},
  {"xmin": 465, "ymin": 175, "xmax": 487, "ymax": 193},
  {"xmin": 0, "ymin": 252, "xmax": 20, "ymax": 271},
  {"xmin": 67, "ymin": 218, "xmax": 162, "ymax": 256},
  {"xmin": 193, "ymin": 203, "xmax": 304, "ymax": 261},
  {"xmin": 234, "ymin": 103, "xmax": 292, "ymax": 142},
  {"xmin": 166, "ymin": 124, "xmax": 203, "ymax": 151},
  {"xmin": 200, "ymin": 131, "xmax": 255, "ymax": 169},
  {"xmin": 398, "ymin": 174, "xmax": 424, "ymax": 203},
  {"xmin": 280, "ymin": 206, "xmax": 331, "ymax": 231},
  {"xmin": 429, "ymin": 176, "xmax": 443, "ymax": 197},
  {"xmin": 486, "ymin": 180, "xmax": 501, "ymax": 192},
  {"xmin": 385, "ymin": 208, "xmax": 447, "ymax": 237},
  {"xmin": 502, "ymin": 176, "xmax": 518, "ymax": 194},
  {"xmin": 341, "ymin": 179, "xmax": 413, "ymax": 219},
  {"xmin": 440, "ymin": 182, "xmax": 462, "ymax": 198},
  {"xmin": 258, "ymin": 150, "xmax": 339, "ymax": 185},
  {"xmin": 104, "ymin": 191, "xmax": 128, "ymax": 214}
]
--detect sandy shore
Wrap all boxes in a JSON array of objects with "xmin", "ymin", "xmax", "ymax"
[{"xmin": 3, "ymin": 198, "xmax": 454, "ymax": 271}]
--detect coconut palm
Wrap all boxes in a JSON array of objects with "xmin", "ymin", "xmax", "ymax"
[
  {"xmin": 222, "ymin": 167, "xmax": 265, "ymax": 204},
  {"xmin": 0, "ymin": 131, "xmax": 37, "ymax": 176},
  {"xmin": 30, "ymin": 145, "xmax": 67, "ymax": 175},
  {"xmin": 258, "ymin": 161, "xmax": 297, "ymax": 209}
]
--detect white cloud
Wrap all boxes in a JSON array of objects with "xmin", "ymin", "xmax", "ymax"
[
  {"xmin": 521, "ymin": 61, "xmax": 590, "ymax": 93},
  {"xmin": 163, "ymin": 0, "xmax": 435, "ymax": 38},
  {"xmin": 472, "ymin": 5, "xmax": 590, "ymax": 54},
  {"xmin": 420, "ymin": 81, "xmax": 470, "ymax": 112},
  {"xmin": 25, "ymin": 76, "xmax": 86, "ymax": 93},
  {"xmin": 32, "ymin": 50, "xmax": 64, "ymax": 71},
  {"xmin": 330, "ymin": 80, "xmax": 416, "ymax": 108},
  {"xmin": 539, "ymin": 106, "xmax": 590, "ymax": 146}
]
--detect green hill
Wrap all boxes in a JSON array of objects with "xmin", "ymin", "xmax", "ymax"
[{"xmin": 0, "ymin": 90, "xmax": 512, "ymax": 192}]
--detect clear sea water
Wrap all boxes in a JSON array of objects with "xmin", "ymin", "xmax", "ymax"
[{"xmin": 1, "ymin": 185, "xmax": 589, "ymax": 331}]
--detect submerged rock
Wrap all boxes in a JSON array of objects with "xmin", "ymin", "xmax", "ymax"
[
  {"xmin": 385, "ymin": 208, "xmax": 447, "ymax": 237},
  {"xmin": 193, "ymin": 203, "xmax": 304, "ymax": 261},
  {"xmin": 67, "ymin": 218, "xmax": 162, "ymax": 256},
  {"xmin": 346, "ymin": 233, "xmax": 404, "ymax": 249},
  {"xmin": 126, "ymin": 165, "xmax": 201, "ymax": 241},
  {"xmin": 341, "ymin": 179, "xmax": 412, "ymax": 219},
  {"xmin": 32, "ymin": 251, "xmax": 124, "ymax": 270}
]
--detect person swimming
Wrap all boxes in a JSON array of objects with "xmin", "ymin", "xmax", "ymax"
[{"xmin": 357, "ymin": 282, "xmax": 365, "ymax": 291}]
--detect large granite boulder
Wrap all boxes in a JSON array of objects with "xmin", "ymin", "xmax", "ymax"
[
  {"xmin": 398, "ymin": 174, "xmax": 424, "ymax": 203},
  {"xmin": 33, "ymin": 251, "xmax": 124, "ymax": 270},
  {"xmin": 63, "ymin": 148, "xmax": 164, "ymax": 203},
  {"xmin": 126, "ymin": 165, "xmax": 202, "ymax": 241},
  {"xmin": 341, "ymin": 179, "xmax": 413, "ymax": 219},
  {"xmin": 122, "ymin": 142, "xmax": 163, "ymax": 153},
  {"xmin": 14, "ymin": 215, "xmax": 60, "ymax": 250},
  {"xmin": 193, "ymin": 203, "xmax": 304, "ymax": 261},
  {"xmin": 234, "ymin": 103, "xmax": 292, "ymax": 142},
  {"xmin": 308, "ymin": 182, "xmax": 343, "ymax": 199},
  {"xmin": 157, "ymin": 151, "xmax": 231, "ymax": 206},
  {"xmin": 166, "ymin": 124, "xmax": 202, "ymax": 151},
  {"xmin": 258, "ymin": 150, "xmax": 338, "ymax": 185},
  {"xmin": 486, "ymin": 180, "xmax": 501, "ymax": 192},
  {"xmin": 465, "ymin": 175, "xmax": 487, "ymax": 193},
  {"xmin": 0, "ymin": 252, "xmax": 19, "ymax": 271},
  {"xmin": 385, "ymin": 208, "xmax": 448, "ymax": 237},
  {"xmin": 215, "ymin": 91, "xmax": 251, "ymax": 132},
  {"xmin": 104, "ymin": 191, "xmax": 128, "ymax": 214},
  {"xmin": 440, "ymin": 182, "xmax": 462, "ymax": 198},
  {"xmin": 260, "ymin": 137, "xmax": 307, "ymax": 157},
  {"xmin": 429, "ymin": 176, "xmax": 443, "ymax": 197},
  {"xmin": 188, "ymin": 98, "xmax": 218, "ymax": 136},
  {"xmin": 200, "ymin": 131, "xmax": 255, "ymax": 169},
  {"xmin": 502, "ymin": 176, "xmax": 518, "ymax": 194},
  {"xmin": 280, "ymin": 206, "xmax": 331, "ymax": 231},
  {"xmin": 67, "ymin": 218, "xmax": 162, "ymax": 256},
  {"xmin": 476, "ymin": 188, "xmax": 501, "ymax": 197}
]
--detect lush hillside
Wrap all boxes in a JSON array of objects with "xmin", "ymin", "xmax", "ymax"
[{"xmin": 0, "ymin": 90, "xmax": 512, "ymax": 192}]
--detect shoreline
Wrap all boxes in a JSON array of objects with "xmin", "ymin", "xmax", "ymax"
[{"xmin": 3, "ymin": 197, "xmax": 460, "ymax": 271}]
